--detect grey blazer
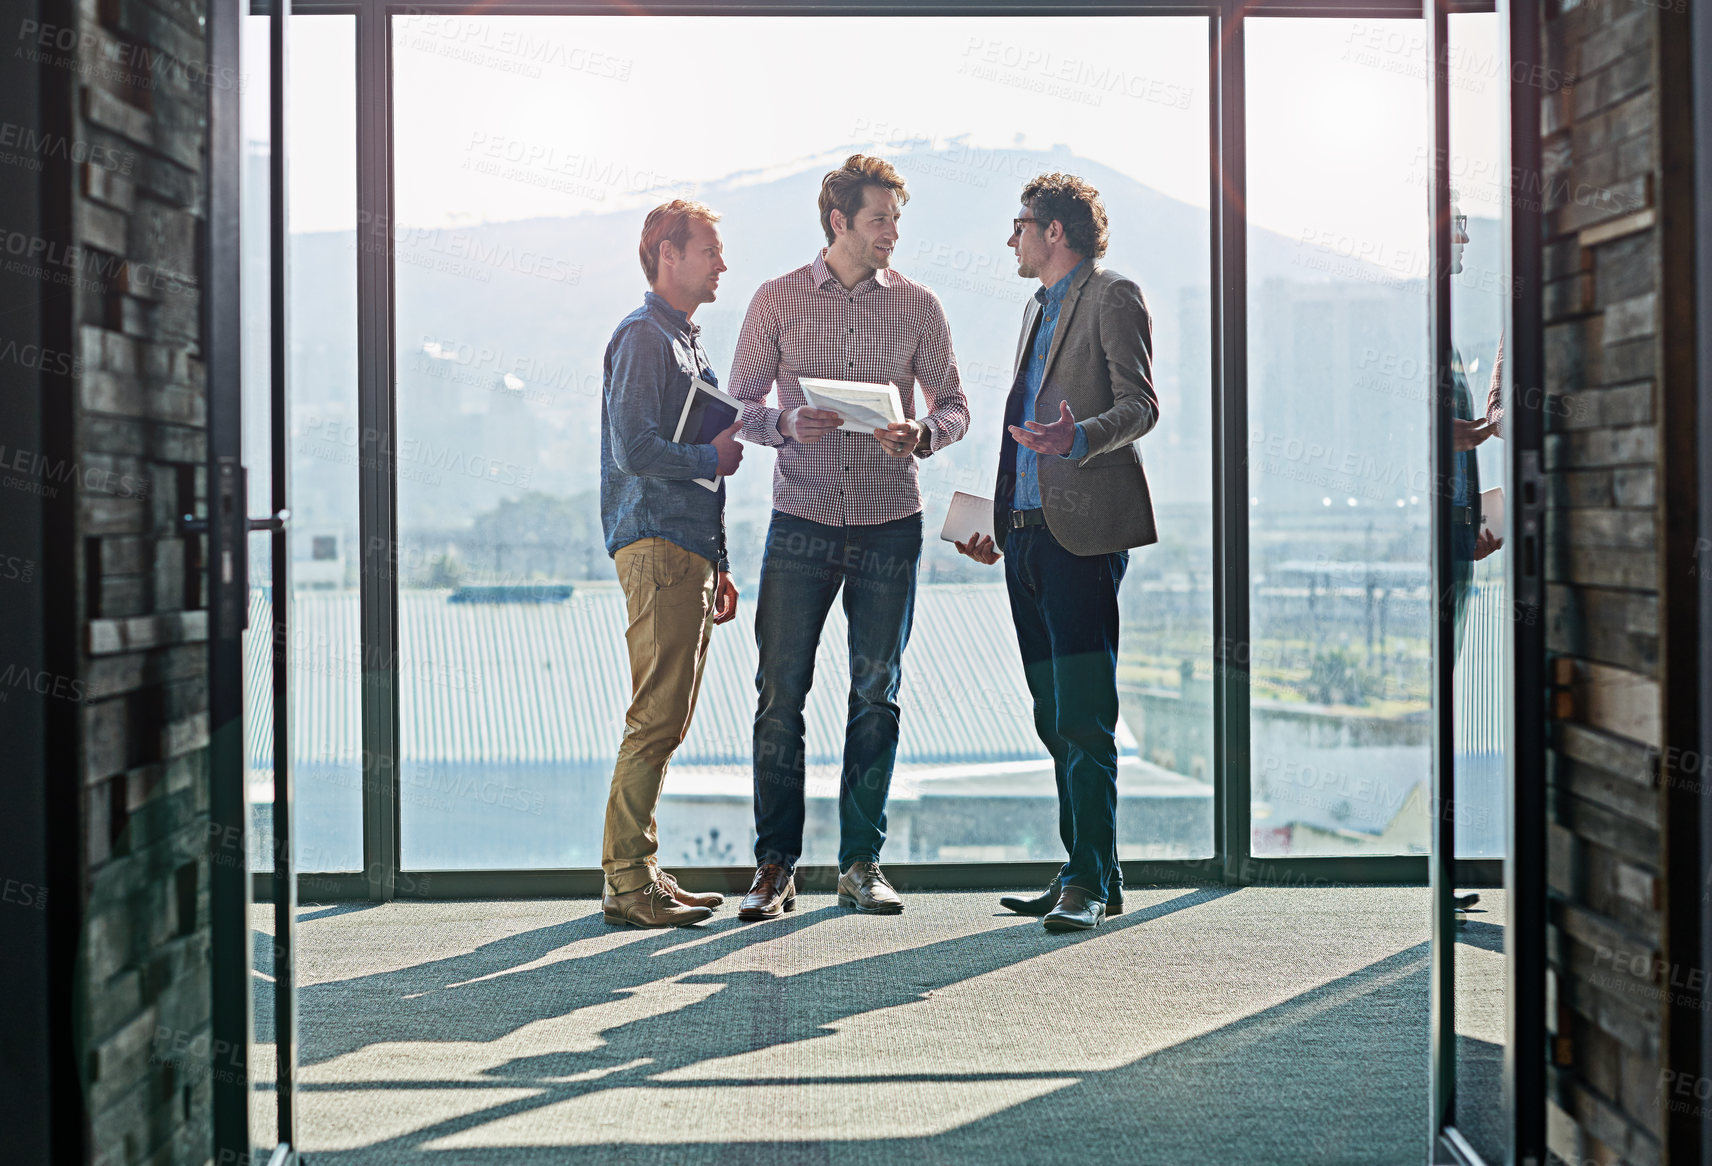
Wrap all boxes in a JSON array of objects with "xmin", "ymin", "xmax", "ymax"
[{"xmin": 992, "ymin": 262, "xmax": 1160, "ymax": 556}]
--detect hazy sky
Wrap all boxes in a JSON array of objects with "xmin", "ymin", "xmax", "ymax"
[{"xmin": 245, "ymin": 13, "xmax": 1503, "ymax": 247}]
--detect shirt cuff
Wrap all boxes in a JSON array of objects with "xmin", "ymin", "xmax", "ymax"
[
  {"xmin": 697, "ymin": 443, "xmax": 720, "ymax": 480},
  {"xmin": 1059, "ymin": 423, "xmax": 1090, "ymax": 460},
  {"xmin": 914, "ymin": 417, "xmax": 939, "ymax": 457}
]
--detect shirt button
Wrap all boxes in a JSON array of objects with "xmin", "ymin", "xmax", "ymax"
[
  {"xmin": 848, "ymin": 327, "xmax": 854, "ymax": 333},
  {"xmin": 848, "ymin": 361, "xmax": 854, "ymax": 367}
]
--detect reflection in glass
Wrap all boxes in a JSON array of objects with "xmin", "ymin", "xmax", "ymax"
[
  {"xmin": 388, "ymin": 15, "xmax": 1214, "ymax": 869},
  {"xmin": 1447, "ymin": 10, "xmax": 1509, "ymax": 1163}
]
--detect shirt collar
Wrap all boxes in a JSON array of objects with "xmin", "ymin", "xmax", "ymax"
[
  {"xmin": 1035, "ymin": 258, "xmax": 1086, "ymax": 308},
  {"xmin": 644, "ymin": 290, "xmax": 698, "ymax": 335},
  {"xmin": 811, "ymin": 247, "xmax": 892, "ymax": 292}
]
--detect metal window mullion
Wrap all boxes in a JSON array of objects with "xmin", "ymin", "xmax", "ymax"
[
  {"xmin": 1504, "ymin": 1, "xmax": 1547, "ymax": 1161},
  {"xmin": 1212, "ymin": 2, "xmax": 1251, "ymax": 884},
  {"xmin": 205, "ymin": 0, "xmax": 252, "ymax": 1157},
  {"xmin": 1425, "ymin": 0, "xmax": 1457, "ymax": 1148},
  {"xmin": 267, "ymin": 0, "xmax": 299, "ymax": 1148},
  {"xmin": 357, "ymin": 0, "xmax": 399, "ymax": 901}
]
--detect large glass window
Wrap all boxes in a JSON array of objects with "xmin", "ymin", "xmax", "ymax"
[
  {"xmin": 388, "ymin": 15, "xmax": 1214, "ymax": 869},
  {"xmin": 242, "ymin": 15, "xmax": 361, "ymax": 877},
  {"xmin": 1244, "ymin": 19, "xmax": 1432, "ymax": 857}
]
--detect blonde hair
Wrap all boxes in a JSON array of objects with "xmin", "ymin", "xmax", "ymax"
[{"xmin": 639, "ymin": 200, "xmax": 720, "ymax": 284}]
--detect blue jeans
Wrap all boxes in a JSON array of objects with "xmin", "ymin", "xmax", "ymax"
[
  {"xmin": 1003, "ymin": 525, "xmax": 1127, "ymax": 899},
  {"xmin": 752, "ymin": 510, "xmax": 922, "ymax": 872}
]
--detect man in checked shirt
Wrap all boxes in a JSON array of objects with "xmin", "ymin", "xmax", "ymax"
[{"xmin": 727, "ymin": 154, "xmax": 969, "ymax": 920}]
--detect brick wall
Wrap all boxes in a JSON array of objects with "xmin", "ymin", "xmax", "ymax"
[
  {"xmin": 39, "ymin": 0, "xmax": 219, "ymax": 1158},
  {"xmin": 1539, "ymin": 1, "xmax": 1698, "ymax": 1163}
]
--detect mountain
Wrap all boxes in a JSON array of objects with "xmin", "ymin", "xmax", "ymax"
[{"xmin": 280, "ymin": 141, "xmax": 1503, "ymax": 579}]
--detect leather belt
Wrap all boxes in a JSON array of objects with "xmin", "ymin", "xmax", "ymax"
[{"xmin": 1009, "ymin": 508, "xmax": 1047, "ymax": 529}]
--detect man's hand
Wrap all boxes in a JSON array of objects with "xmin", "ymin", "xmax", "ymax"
[
  {"xmin": 954, "ymin": 534, "xmax": 1000, "ymax": 565},
  {"xmin": 1009, "ymin": 400, "xmax": 1078, "ymax": 457},
  {"xmin": 712, "ymin": 571, "xmax": 738, "ymax": 624},
  {"xmin": 1454, "ymin": 417, "xmax": 1496, "ymax": 452},
  {"xmin": 780, "ymin": 406, "xmax": 843, "ymax": 444},
  {"xmin": 1473, "ymin": 529, "xmax": 1503, "ymax": 561},
  {"xmin": 874, "ymin": 418, "xmax": 926, "ymax": 458},
  {"xmin": 712, "ymin": 421, "xmax": 744, "ymax": 477}
]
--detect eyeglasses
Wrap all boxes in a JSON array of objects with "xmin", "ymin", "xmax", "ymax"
[
  {"xmin": 1452, "ymin": 214, "xmax": 1468, "ymax": 233},
  {"xmin": 1011, "ymin": 216, "xmax": 1039, "ymax": 236}
]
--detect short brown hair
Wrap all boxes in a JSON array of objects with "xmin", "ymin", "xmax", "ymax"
[
  {"xmin": 818, "ymin": 154, "xmax": 909, "ymax": 245},
  {"xmin": 639, "ymin": 199, "xmax": 720, "ymax": 284},
  {"xmin": 1020, "ymin": 173, "xmax": 1109, "ymax": 259}
]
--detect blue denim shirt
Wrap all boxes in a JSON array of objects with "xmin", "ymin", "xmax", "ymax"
[
  {"xmin": 1013, "ymin": 261, "xmax": 1091, "ymax": 510},
  {"xmin": 600, "ymin": 291, "xmax": 728, "ymax": 571}
]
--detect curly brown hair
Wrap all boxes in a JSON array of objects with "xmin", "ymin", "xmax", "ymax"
[
  {"xmin": 818, "ymin": 154, "xmax": 909, "ymax": 245},
  {"xmin": 1019, "ymin": 172, "xmax": 1109, "ymax": 259},
  {"xmin": 638, "ymin": 199, "xmax": 720, "ymax": 284}
]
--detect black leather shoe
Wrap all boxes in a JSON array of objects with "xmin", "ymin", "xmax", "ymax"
[
  {"xmin": 738, "ymin": 863, "xmax": 796, "ymax": 921},
  {"xmin": 1043, "ymin": 885, "xmax": 1106, "ymax": 933},
  {"xmin": 1002, "ymin": 873, "xmax": 1123, "ymax": 916},
  {"xmin": 999, "ymin": 877, "xmax": 1061, "ymax": 916},
  {"xmin": 1454, "ymin": 891, "xmax": 1480, "ymax": 911}
]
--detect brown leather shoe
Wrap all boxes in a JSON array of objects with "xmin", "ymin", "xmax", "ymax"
[
  {"xmin": 837, "ymin": 861, "xmax": 903, "ymax": 914},
  {"xmin": 737, "ymin": 864, "xmax": 796, "ymax": 921},
  {"xmin": 658, "ymin": 870, "xmax": 724, "ymax": 909},
  {"xmin": 1043, "ymin": 884, "xmax": 1106, "ymax": 933},
  {"xmin": 603, "ymin": 881, "xmax": 714, "ymax": 928}
]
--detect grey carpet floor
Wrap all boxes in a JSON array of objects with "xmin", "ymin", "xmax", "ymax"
[{"xmin": 250, "ymin": 887, "xmax": 1505, "ymax": 1166}]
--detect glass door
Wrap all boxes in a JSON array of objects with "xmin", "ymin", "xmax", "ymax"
[{"xmin": 1429, "ymin": 0, "xmax": 1546, "ymax": 1161}]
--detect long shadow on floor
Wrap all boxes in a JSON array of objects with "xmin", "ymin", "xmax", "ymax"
[
  {"xmin": 293, "ymin": 890, "xmax": 1227, "ymax": 1070},
  {"xmin": 291, "ymin": 890, "xmax": 1441, "ymax": 1164},
  {"xmin": 303, "ymin": 929, "xmax": 1431, "ymax": 1166}
]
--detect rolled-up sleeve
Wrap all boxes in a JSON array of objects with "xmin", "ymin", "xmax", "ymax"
[
  {"xmin": 606, "ymin": 324, "xmax": 719, "ymax": 481},
  {"xmin": 730, "ymin": 286, "xmax": 787, "ymax": 447},
  {"xmin": 912, "ymin": 293, "xmax": 969, "ymax": 456},
  {"xmin": 1078, "ymin": 278, "xmax": 1159, "ymax": 462},
  {"xmin": 1485, "ymin": 333, "xmax": 1505, "ymax": 439}
]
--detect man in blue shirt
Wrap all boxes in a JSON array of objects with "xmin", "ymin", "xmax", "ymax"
[
  {"xmin": 599, "ymin": 200, "xmax": 745, "ymax": 928},
  {"xmin": 956, "ymin": 173, "xmax": 1161, "ymax": 932}
]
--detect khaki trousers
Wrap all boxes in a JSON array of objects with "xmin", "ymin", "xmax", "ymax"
[{"xmin": 603, "ymin": 537, "xmax": 717, "ymax": 894}]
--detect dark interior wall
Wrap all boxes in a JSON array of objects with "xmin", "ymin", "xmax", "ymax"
[
  {"xmin": 0, "ymin": 0, "xmax": 79, "ymax": 1160},
  {"xmin": 0, "ymin": 0, "xmax": 222, "ymax": 1159},
  {"xmin": 1539, "ymin": 1, "xmax": 1700, "ymax": 1163}
]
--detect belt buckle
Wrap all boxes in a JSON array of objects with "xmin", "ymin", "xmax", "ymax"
[{"xmin": 1010, "ymin": 510, "xmax": 1025, "ymax": 530}]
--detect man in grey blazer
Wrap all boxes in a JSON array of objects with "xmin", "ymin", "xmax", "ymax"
[{"xmin": 954, "ymin": 173, "xmax": 1159, "ymax": 932}]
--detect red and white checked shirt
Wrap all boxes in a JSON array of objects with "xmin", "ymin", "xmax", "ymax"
[{"xmin": 729, "ymin": 250, "xmax": 969, "ymax": 527}]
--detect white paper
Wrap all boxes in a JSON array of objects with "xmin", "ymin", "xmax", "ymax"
[
  {"xmin": 672, "ymin": 376, "xmax": 743, "ymax": 492},
  {"xmin": 939, "ymin": 491, "xmax": 995, "ymax": 546},
  {"xmin": 1479, "ymin": 486, "xmax": 1504, "ymax": 540},
  {"xmin": 797, "ymin": 376, "xmax": 905, "ymax": 434}
]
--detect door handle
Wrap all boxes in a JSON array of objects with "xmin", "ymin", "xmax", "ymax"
[{"xmin": 179, "ymin": 509, "xmax": 288, "ymax": 534}]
